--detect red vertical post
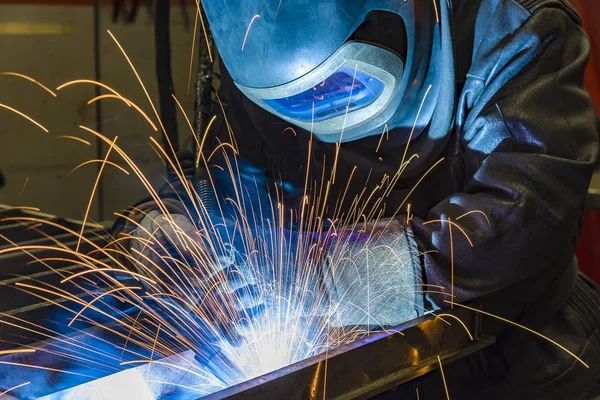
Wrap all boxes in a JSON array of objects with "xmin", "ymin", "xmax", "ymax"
[{"xmin": 572, "ymin": 0, "xmax": 600, "ymax": 284}]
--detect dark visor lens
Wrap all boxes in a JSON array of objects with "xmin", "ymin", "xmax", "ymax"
[{"xmin": 263, "ymin": 67, "xmax": 385, "ymax": 122}]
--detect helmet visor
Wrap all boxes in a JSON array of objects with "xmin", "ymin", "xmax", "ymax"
[
  {"xmin": 236, "ymin": 42, "xmax": 404, "ymax": 136},
  {"xmin": 263, "ymin": 67, "xmax": 385, "ymax": 122}
]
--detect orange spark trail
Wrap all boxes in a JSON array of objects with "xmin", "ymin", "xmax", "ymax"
[
  {"xmin": 56, "ymin": 80, "xmax": 130, "ymax": 105},
  {"xmin": 57, "ymin": 135, "xmax": 91, "ymax": 146},
  {"xmin": 70, "ymin": 159, "xmax": 129, "ymax": 176},
  {"xmin": 456, "ymin": 210, "xmax": 491, "ymax": 228},
  {"xmin": 19, "ymin": 177, "xmax": 29, "ymax": 199},
  {"xmin": 437, "ymin": 355, "xmax": 450, "ymax": 400},
  {"xmin": 432, "ymin": 0, "xmax": 440, "ymax": 23},
  {"xmin": 196, "ymin": 115, "xmax": 217, "ymax": 167},
  {"xmin": 107, "ymin": 29, "xmax": 190, "ymax": 196},
  {"xmin": 436, "ymin": 313, "xmax": 473, "ymax": 340},
  {"xmin": 0, "ymin": 103, "xmax": 48, "ymax": 132},
  {"xmin": 446, "ymin": 301, "xmax": 590, "ymax": 368},
  {"xmin": 69, "ymin": 286, "xmax": 142, "ymax": 327},
  {"xmin": 87, "ymin": 94, "xmax": 158, "ymax": 131},
  {"xmin": 423, "ymin": 219, "xmax": 474, "ymax": 247},
  {"xmin": 400, "ymin": 84, "xmax": 433, "ymax": 168},
  {"xmin": 0, "ymin": 381, "xmax": 31, "ymax": 397},
  {"xmin": 172, "ymin": 93, "xmax": 194, "ymax": 136},
  {"xmin": 60, "ymin": 268, "xmax": 157, "ymax": 285},
  {"xmin": 449, "ymin": 217, "xmax": 454, "ymax": 308},
  {"xmin": 188, "ymin": 9, "xmax": 199, "ymax": 95},
  {"xmin": 76, "ymin": 136, "xmax": 118, "ymax": 252},
  {"xmin": 147, "ymin": 324, "xmax": 161, "ymax": 380},
  {"xmin": 0, "ymin": 349, "xmax": 35, "ymax": 356},
  {"xmin": 0, "ymin": 72, "xmax": 56, "ymax": 96},
  {"xmin": 194, "ymin": 0, "xmax": 213, "ymax": 62}
]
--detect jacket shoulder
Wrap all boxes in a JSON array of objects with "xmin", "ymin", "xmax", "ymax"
[{"xmin": 513, "ymin": 0, "xmax": 581, "ymax": 23}]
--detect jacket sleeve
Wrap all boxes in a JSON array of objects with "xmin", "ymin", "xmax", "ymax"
[{"xmin": 410, "ymin": 6, "xmax": 599, "ymax": 308}]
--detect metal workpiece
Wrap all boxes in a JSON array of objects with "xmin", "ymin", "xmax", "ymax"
[
  {"xmin": 203, "ymin": 306, "xmax": 490, "ymax": 400},
  {"xmin": 0, "ymin": 305, "xmax": 490, "ymax": 399},
  {"xmin": 0, "ymin": 205, "xmax": 493, "ymax": 399}
]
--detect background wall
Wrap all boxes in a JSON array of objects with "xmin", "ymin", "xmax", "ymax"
[{"xmin": 0, "ymin": 2, "xmax": 197, "ymax": 223}]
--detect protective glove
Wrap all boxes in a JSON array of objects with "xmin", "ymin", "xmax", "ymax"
[
  {"xmin": 316, "ymin": 217, "xmax": 424, "ymax": 328},
  {"xmin": 130, "ymin": 210, "xmax": 265, "ymax": 348}
]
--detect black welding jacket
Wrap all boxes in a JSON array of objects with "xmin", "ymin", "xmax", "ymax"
[
  {"xmin": 168, "ymin": 0, "xmax": 600, "ymax": 339},
  {"xmin": 129, "ymin": 0, "xmax": 600, "ymax": 396}
]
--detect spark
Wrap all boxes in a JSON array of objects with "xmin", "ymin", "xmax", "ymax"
[
  {"xmin": 56, "ymin": 80, "xmax": 130, "ymax": 105},
  {"xmin": 437, "ymin": 355, "xmax": 450, "ymax": 400},
  {"xmin": 19, "ymin": 177, "xmax": 29, "ymax": 199},
  {"xmin": 207, "ymin": 142, "xmax": 238, "ymax": 162},
  {"xmin": 449, "ymin": 217, "xmax": 454, "ymax": 308},
  {"xmin": 375, "ymin": 124, "xmax": 389, "ymax": 152},
  {"xmin": 76, "ymin": 136, "xmax": 117, "ymax": 252},
  {"xmin": 282, "ymin": 127, "xmax": 298, "ymax": 136},
  {"xmin": 432, "ymin": 0, "xmax": 440, "ymax": 23},
  {"xmin": 87, "ymin": 94, "xmax": 158, "ymax": 131},
  {"xmin": 60, "ymin": 268, "xmax": 157, "ymax": 286},
  {"xmin": 194, "ymin": 0, "xmax": 213, "ymax": 62},
  {"xmin": 446, "ymin": 301, "xmax": 590, "ymax": 368},
  {"xmin": 1, "ymin": 206, "xmax": 39, "ymax": 212},
  {"xmin": 0, "ymin": 361, "xmax": 94, "ymax": 377},
  {"xmin": 57, "ymin": 135, "xmax": 91, "ymax": 146},
  {"xmin": 332, "ymin": 64, "xmax": 359, "ymax": 184},
  {"xmin": 0, "ymin": 349, "xmax": 36, "ymax": 356},
  {"xmin": 106, "ymin": 29, "xmax": 184, "ymax": 184},
  {"xmin": 456, "ymin": 210, "xmax": 491, "ymax": 228},
  {"xmin": 242, "ymin": 14, "xmax": 261, "ymax": 51},
  {"xmin": 0, "ymin": 103, "xmax": 48, "ymax": 132},
  {"xmin": 0, "ymin": 381, "xmax": 31, "ymax": 397},
  {"xmin": 422, "ymin": 218, "xmax": 474, "ymax": 247},
  {"xmin": 69, "ymin": 286, "xmax": 142, "ymax": 327},
  {"xmin": 400, "ymin": 85, "xmax": 433, "ymax": 168},
  {"xmin": 147, "ymin": 325, "xmax": 161, "ymax": 380},
  {"xmin": 391, "ymin": 157, "xmax": 445, "ymax": 215},
  {"xmin": 69, "ymin": 159, "xmax": 130, "ymax": 176},
  {"xmin": 106, "ymin": 31, "xmax": 160, "ymax": 124},
  {"xmin": 436, "ymin": 313, "xmax": 473, "ymax": 340},
  {"xmin": 196, "ymin": 115, "xmax": 217, "ymax": 167},
  {"xmin": 0, "ymin": 71, "xmax": 56, "ymax": 96},
  {"xmin": 188, "ymin": 8, "xmax": 199, "ymax": 95},
  {"xmin": 171, "ymin": 93, "xmax": 194, "ymax": 138}
]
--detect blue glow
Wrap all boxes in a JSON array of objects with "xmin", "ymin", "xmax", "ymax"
[{"xmin": 264, "ymin": 67, "xmax": 385, "ymax": 122}]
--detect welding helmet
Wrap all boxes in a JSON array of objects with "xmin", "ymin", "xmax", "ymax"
[{"xmin": 200, "ymin": 0, "xmax": 441, "ymax": 143}]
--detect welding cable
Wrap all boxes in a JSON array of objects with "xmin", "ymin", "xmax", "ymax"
[{"xmin": 193, "ymin": 14, "xmax": 217, "ymax": 215}]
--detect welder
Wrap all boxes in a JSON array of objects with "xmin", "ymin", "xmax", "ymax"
[{"xmin": 115, "ymin": 0, "xmax": 600, "ymax": 398}]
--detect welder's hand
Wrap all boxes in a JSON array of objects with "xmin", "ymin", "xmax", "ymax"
[
  {"xmin": 315, "ymin": 218, "xmax": 424, "ymax": 328},
  {"xmin": 131, "ymin": 210, "xmax": 197, "ymax": 267},
  {"xmin": 131, "ymin": 210, "xmax": 264, "ymax": 345}
]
